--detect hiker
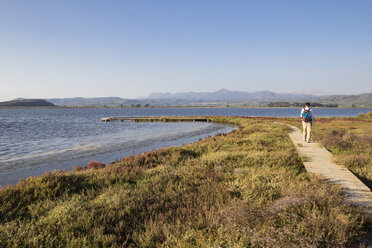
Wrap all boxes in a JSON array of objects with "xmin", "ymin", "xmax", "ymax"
[{"xmin": 300, "ymin": 102, "xmax": 313, "ymax": 143}]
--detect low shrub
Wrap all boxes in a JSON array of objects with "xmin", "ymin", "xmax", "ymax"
[
  {"xmin": 87, "ymin": 161, "xmax": 106, "ymax": 170},
  {"xmin": 72, "ymin": 165, "xmax": 87, "ymax": 171}
]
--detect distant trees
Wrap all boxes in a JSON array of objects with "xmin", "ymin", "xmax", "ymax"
[
  {"xmin": 323, "ymin": 104, "xmax": 339, "ymax": 108},
  {"xmin": 130, "ymin": 103, "xmax": 150, "ymax": 108},
  {"xmin": 267, "ymin": 102, "xmax": 339, "ymax": 108},
  {"xmin": 289, "ymin": 102, "xmax": 304, "ymax": 107},
  {"xmin": 267, "ymin": 102, "xmax": 290, "ymax": 107}
]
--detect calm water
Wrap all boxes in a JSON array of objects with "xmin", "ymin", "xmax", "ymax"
[{"xmin": 0, "ymin": 107, "xmax": 371, "ymax": 186}]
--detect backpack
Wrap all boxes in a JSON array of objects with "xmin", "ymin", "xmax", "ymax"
[{"xmin": 301, "ymin": 109, "xmax": 311, "ymax": 122}]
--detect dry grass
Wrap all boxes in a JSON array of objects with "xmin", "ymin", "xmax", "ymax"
[
  {"xmin": 0, "ymin": 117, "xmax": 370, "ymax": 247},
  {"xmin": 282, "ymin": 112, "xmax": 372, "ymax": 190}
]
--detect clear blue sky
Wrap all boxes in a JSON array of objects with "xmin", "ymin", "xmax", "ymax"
[{"xmin": 0, "ymin": 0, "xmax": 371, "ymax": 101}]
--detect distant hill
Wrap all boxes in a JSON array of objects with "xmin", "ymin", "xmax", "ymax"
[
  {"xmin": 0, "ymin": 99, "xmax": 56, "ymax": 107},
  {"xmin": 147, "ymin": 89, "xmax": 372, "ymax": 107},
  {"xmin": 42, "ymin": 90, "xmax": 319, "ymax": 107},
  {"xmin": 9, "ymin": 90, "xmax": 366, "ymax": 108},
  {"xmin": 317, "ymin": 93, "xmax": 372, "ymax": 107},
  {"xmin": 147, "ymin": 89, "xmax": 317, "ymax": 101}
]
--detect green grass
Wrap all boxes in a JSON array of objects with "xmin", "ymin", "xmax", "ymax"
[{"xmin": 0, "ymin": 117, "xmax": 370, "ymax": 247}]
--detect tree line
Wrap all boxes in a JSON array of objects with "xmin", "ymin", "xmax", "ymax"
[{"xmin": 267, "ymin": 102, "xmax": 339, "ymax": 108}]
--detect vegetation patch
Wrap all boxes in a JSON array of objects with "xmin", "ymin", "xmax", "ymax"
[
  {"xmin": 0, "ymin": 117, "xmax": 370, "ymax": 247},
  {"xmin": 282, "ymin": 112, "xmax": 372, "ymax": 190}
]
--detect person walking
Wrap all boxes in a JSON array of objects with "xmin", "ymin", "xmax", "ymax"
[{"xmin": 300, "ymin": 102, "xmax": 313, "ymax": 143}]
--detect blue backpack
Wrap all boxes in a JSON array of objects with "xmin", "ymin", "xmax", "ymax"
[{"xmin": 301, "ymin": 109, "xmax": 311, "ymax": 122}]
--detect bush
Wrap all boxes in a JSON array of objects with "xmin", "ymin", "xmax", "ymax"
[{"xmin": 87, "ymin": 161, "xmax": 106, "ymax": 170}]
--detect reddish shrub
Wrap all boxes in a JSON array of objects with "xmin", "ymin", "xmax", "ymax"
[
  {"xmin": 87, "ymin": 161, "xmax": 106, "ymax": 170},
  {"xmin": 73, "ymin": 165, "xmax": 88, "ymax": 171}
]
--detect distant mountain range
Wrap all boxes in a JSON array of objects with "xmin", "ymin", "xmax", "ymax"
[
  {"xmin": 46, "ymin": 90, "xmax": 372, "ymax": 107},
  {"xmin": 147, "ymin": 89, "xmax": 320, "ymax": 101},
  {"xmin": 41, "ymin": 89, "xmax": 321, "ymax": 107},
  {"xmin": 4, "ymin": 89, "xmax": 371, "ymax": 107},
  {"xmin": 316, "ymin": 93, "xmax": 372, "ymax": 107}
]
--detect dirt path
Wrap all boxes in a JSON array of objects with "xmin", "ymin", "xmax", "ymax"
[{"xmin": 285, "ymin": 124, "xmax": 372, "ymax": 216}]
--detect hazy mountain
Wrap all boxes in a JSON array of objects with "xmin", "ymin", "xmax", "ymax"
[
  {"xmin": 317, "ymin": 93, "xmax": 372, "ymax": 107},
  {"xmin": 146, "ymin": 89, "xmax": 371, "ymax": 107},
  {"xmin": 147, "ymin": 89, "xmax": 317, "ymax": 101},
  {"xmin": 289, "ymin": 91, "xmax": 328, "ymax": 96}
]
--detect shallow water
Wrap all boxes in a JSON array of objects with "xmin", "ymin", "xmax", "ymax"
[{"xmin": 0, "ymin": 107, "xmax": 371, "ymax": 186}]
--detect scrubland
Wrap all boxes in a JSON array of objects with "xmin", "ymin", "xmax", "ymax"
[{"xmin": 0, "ymin": 117, "xmax": 370, "ymax": 247}]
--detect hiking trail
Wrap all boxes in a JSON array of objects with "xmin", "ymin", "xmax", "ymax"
[{"xmin": 284, "ymin": 124, "xmax": 372, "ymax": 216}]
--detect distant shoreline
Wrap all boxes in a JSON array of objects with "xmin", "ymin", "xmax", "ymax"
[
  {"xmin": 1, "ymin": 105, "xmax": 371, "ymax": 109},
  {"xmin": 0, "ymin": 106, "xmax": 62, "ymax": 109}
]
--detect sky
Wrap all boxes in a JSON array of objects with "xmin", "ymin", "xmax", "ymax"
[{"xmin": 0, "ymin": 0, "xmax": 371, "ymax": 101}]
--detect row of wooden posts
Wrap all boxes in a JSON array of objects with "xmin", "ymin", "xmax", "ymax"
[{"xmin": 101, "ymin": 117, "xmax": 212, "ymax": 123}]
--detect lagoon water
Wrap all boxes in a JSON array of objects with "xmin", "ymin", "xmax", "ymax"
[{"xmin": 1, "ymin": 107, "xmax": 371, "ymax": 186}]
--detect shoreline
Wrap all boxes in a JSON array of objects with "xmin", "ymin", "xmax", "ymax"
[
  {"xmin": 1, "ymin": 110, "xmax": 371, "ymax": 186},
  {"xmin": 1, "ymin": 116, "xmax": 370, "ymax": 247},
  {"xmin": 0, "ymin": 121, "xmax": 236, "ymax": 187}
]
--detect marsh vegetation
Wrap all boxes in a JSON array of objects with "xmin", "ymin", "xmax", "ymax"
[
  {"xmin": 283, "ymin": 112, "xmax": 372, "ymax": 190},
  {"xmin": 0, "ymin": 117, "xmax": 370, "ymax": 247}
]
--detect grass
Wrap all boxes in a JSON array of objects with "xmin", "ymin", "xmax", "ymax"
[
  {"xmin": 0, "ymin": 117, "xmax": 370, "ymax": 247},
  {"xmin": 282, "ymin": 112, "xmax": 372, "ymax": 190}
]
